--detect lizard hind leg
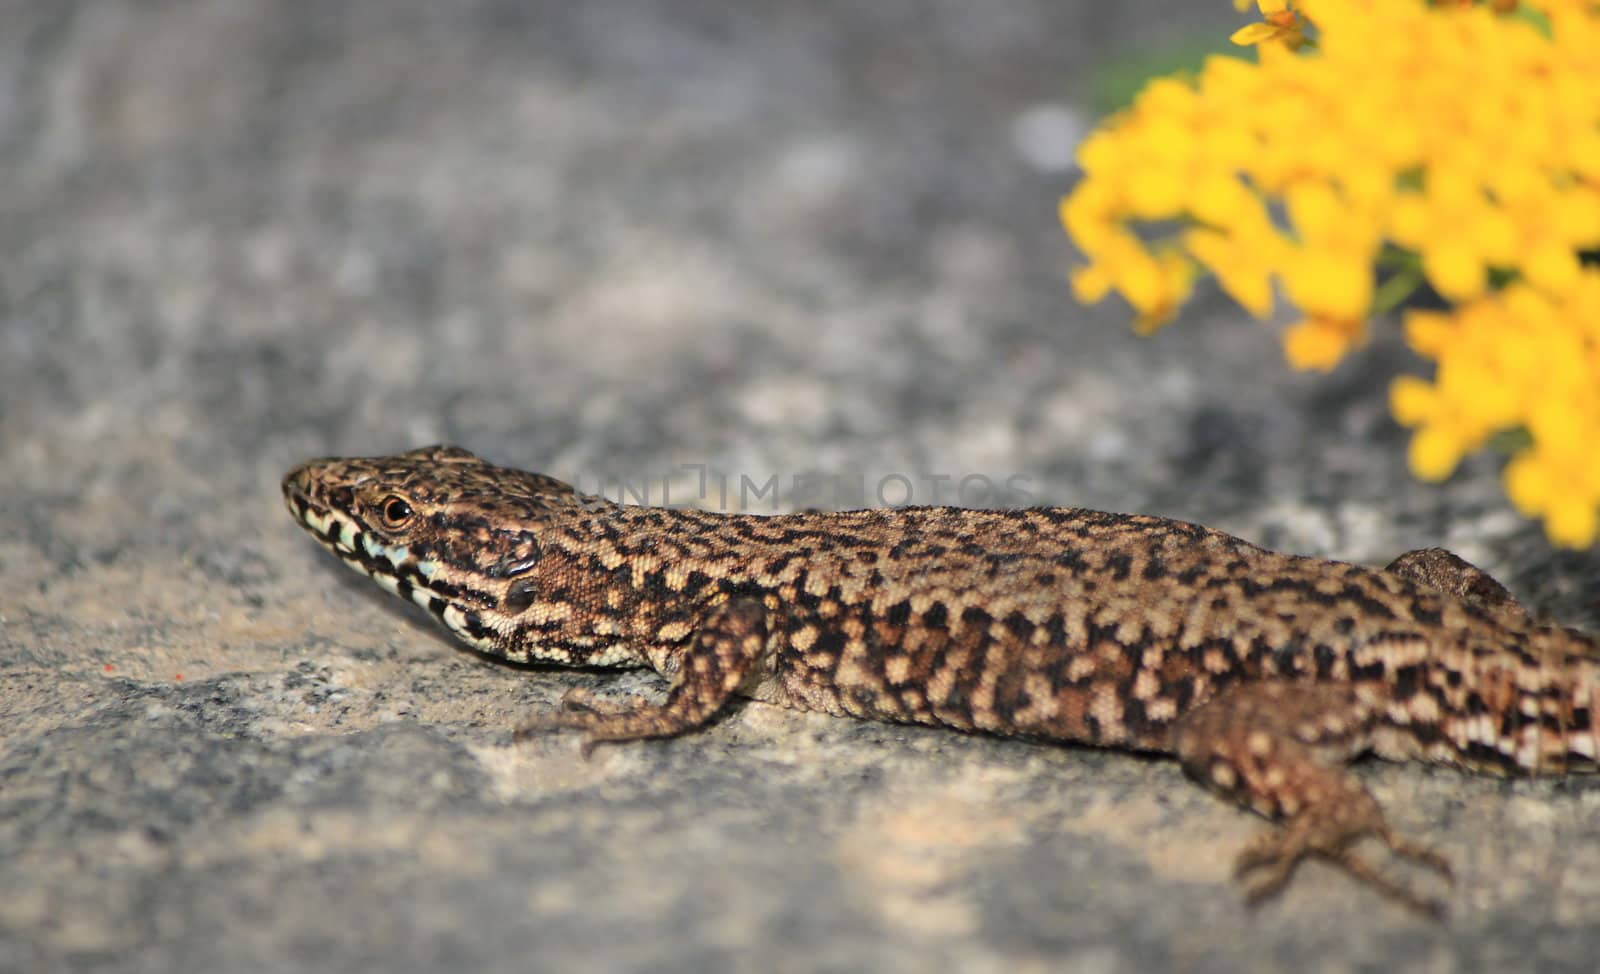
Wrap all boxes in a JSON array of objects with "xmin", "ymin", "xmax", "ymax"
[
  {"xmin": 1383, "ymin": 547, "xmax": 1529, "ymax": 625},
  {"xmin": 1173, "ymin": 682, "xmax": 1454, "ymax": 918},
  {"xmin": 512, "ymin": 596, "xmax": 770, "ymax": 757}
]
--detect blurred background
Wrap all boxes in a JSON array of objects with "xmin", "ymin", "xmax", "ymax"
[{"xmin": 3, "ymin": 2, "xmax": 1596, "ymax": 971}]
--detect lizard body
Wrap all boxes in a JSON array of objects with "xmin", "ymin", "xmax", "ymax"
[{"xmin": 282, "ymin": 446, "xmax": 1600, "ymax": 915}]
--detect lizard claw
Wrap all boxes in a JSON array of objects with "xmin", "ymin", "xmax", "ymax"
[
  {"xmin": 509, "ymin": 720, "xmax": 604, "ymax": 760},
  {"xmin": 508, "ymin": 716, "xmax": 606, "ymax": 762},
  {"xmin": 1333, "ymin": 847, "xmax": 1450, "ymax": 920},
  {"xmin": 558, "ymin": 687, "xmax": 649, "ymax": 717},
  {"xmin": 510, "ymin": 697, "xmax": 605, "ymax": 742},
  {"xmin": 512, "ymin": 690, "xmax": 653, "ymax": 757},
  {"xmin": 1233, "ymin": 825, "xmax": 1451, "ymax": 920},
  {"xmin": 557, "ymin": 687, "xmax": 602, "ymax": 713},
  {"xmin": 510, "ymin": 713, "xmax": 577, "ymax": 743},
  {"xmin": 1379, "ymin": 827, "xmax": 1454, "ymax": 883},
  {"xmin": 1234, "ymin": 835, "xmax": 1301, "ymax": 905}
]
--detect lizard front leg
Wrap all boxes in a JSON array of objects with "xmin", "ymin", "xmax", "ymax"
[
  {"xmin": 513, "ymin": 597, "xmax": 770, "ymax": 756},
  {"xmin": 1173, "ymin": 682, "xmax": 1453, "ymax": 918}
]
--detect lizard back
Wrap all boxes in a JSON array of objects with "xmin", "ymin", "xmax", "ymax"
[{"xmin": 282, "ymin": 446, "xmax": 1600, "ymax": 776}]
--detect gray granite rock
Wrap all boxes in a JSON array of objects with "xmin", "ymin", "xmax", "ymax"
[{"xmin": 3, "ymin": 1, "xmax": 1598, "ymax": 971}]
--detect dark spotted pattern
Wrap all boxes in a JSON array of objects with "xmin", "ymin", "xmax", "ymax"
[{"xmin": 283, "ymin": 446, "xmax": 1600, "ymax": 915}]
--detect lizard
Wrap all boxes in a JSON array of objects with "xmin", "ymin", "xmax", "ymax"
[{"xmin": 281, "ymin": 445, "xmax": 1600, "ymax": 917}]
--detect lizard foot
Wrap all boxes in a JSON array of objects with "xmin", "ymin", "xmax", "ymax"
[
  {"xmin": 511, "ymin": 691, "xmax": 657, "ymax": 756},
  {"xmin": 512, "ymin": 597, "xmax": 770, "ymax": 758},
  {"xmin": 555, "ymin": 687, "xmax": 650, "ymax": 717},
  {"xmin": 1174, "ymin": 681, "xmax": 1453, "ymax": 919},
  {"xmin": 1234, "ymin": 801, "xmax": 1454, "ymax": 920}
]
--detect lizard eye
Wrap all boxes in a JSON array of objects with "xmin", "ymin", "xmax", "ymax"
[{"xmin": 380, "ymin": 496, "xmax": 415, "ymax": 528}]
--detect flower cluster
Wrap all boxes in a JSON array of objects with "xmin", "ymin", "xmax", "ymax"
[
  {"xmin": 1062, "ymin": 0, "xmax": 1600, "ymax": 547},
  {"xmin": 1391, "ymin": 273, "xmax": 1600, "ymax": 546}
]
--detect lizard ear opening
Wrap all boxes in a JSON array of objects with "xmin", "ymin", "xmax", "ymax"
[{"xmin": 503, "ymin": 577, "xmax": 538, "ymax": 615}]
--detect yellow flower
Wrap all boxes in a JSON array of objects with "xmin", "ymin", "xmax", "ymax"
[
  {"xmin": 1183, "ymin": 226, "xmax": 1276, "ymax": 318},
  {"xmin": 1421, "ymin": 242, "xmax": 1485, "ymax": 302},
  {"xmin": 1506, "ymin": 449, "xmax": 1600, "ymax": 548},
  {"xmin": 1069, "ymin": 263, "xmax": 1113, "ymax": 304},
  {"xmin": 1388, "ymin": 376, "xmax": 1434, "ymax": 427},
  {"xmin": 1061, "ymin": 0, "xmax": 1600, "ymax": 545},
  {"xmin": 1400, "ymin": 311, "xmax": 1453, "ymax": 358},
  {"xmin": 1408, "ymin": 425, "xmax": 1467, "ymax": 483},
  {"xmin": 1547, "ymin": 502, "xmax": 1598, "ymax": 550},
  {"xmin": 1230, "ymin": 1, "xmax": 1307, "ymax": 48},
  {"xmin": 1122, "ymin": 247, "xmax": 1197, "ymax": 335},
  {"xmin": 1283, "ymin": 314, "xmax": 1367, "ymax": 372},
  {"xmin": 1389, "ymin": 273, "xmax": 1600, "ymax": 546},
  {"xmin": 1059, "ymin": 180, "xmax": 1120, "ymax": 254},
  {"xmin": 1280, "ymin": 250, "xmax": 1371, "ymax": 322}
]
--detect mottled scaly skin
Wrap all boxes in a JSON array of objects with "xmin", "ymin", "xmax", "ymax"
[{"xmin": 283, "ymin": 446, "xmax": 1600, "ymax": 916}]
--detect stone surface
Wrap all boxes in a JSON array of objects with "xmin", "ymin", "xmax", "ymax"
[{"xmin": 2, "ymin": 2, "xmax": 1598, "ymax": 971}]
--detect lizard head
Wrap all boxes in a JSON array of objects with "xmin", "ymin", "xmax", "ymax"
[{"xmin": 282, "ymin": 445, "xmax": 630, "ymax": 664}]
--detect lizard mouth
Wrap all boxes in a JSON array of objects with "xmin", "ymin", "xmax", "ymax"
[
  {"xmin": 282, "ymin": 483, "xmax": 359, "ymax": 558},
  {"xmin": 280, "ymin": 474, "xmax": 393, "ymax": 584},
  {"xmin": 281, "ymin": 472, "xmax": 500, "ymax": 649}
]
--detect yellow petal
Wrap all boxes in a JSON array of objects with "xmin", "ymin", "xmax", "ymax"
[
  {"xmin": 1522, "ymin": 241, "xmax": 1581, "ymax": 295},
  {"xmin": 1060, "ymin": 185, "xmax": 1120, "ymax": 253},
  {"xmin": 1230, "ymin": 22, "xmax": 1284, "ymax": 45},
  {"xmin": 1529, "ymin": 399, "xmax": 1586, "ymax": 458},
  {"xmin": 1124, "ymin": 168, "xmax": 1187, "ymax": 219},
  {"xmin": 1070, "ymin": 264, "xmax": 1113, "ymax": 304},
  {"xmin": 1408, "ymin": 427, "xmax": 1463, "ymax": 482},
  {"xmin": 1184, "ymin": 228, "xmax": 1275, "ymax": 319},
  {"xmin": 1389, "ymin": 376, "xmax": 1437, "ymax": 427},
  {"xmin": 1388, "ymin": 194, "xmax": 1429, "ymax": 249},
  {"xmin": 1467, "ymin": 210, "xmax": 1517, "ymax": 267},
  {"xmin": 1504, "ymin": 453, "xmax": 1549, "ymax": 515},
  {"xmin": 1422, "ymin": 243, "xmax": 1484, "ymax": 302},
  {"xmin": 1545, "ymin": 500, "xmax": 1598, "ymax": 549},
  {"xmin": 1283, "ymin": 317, "xmax": 1361, "ymax": 372},
  {"xmin": 1402, "ymin": 311, "xmax": 1454, "ymax": 358},
  {"xmin": 1190, "ymin": 173, "xmax": 1254, "ymax": 227},
  {"xmin": 1281, "ymin": 252, "xmax": 1372, "ymax": 321},
  {"xmin": 1286, "ymin": 181, "xmax": 1342, "ymax": 242},
  {"xmin": 1115, "ymin": 252, "xmax": 1166, "ymax": 316}
]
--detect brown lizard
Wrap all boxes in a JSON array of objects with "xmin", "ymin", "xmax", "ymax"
[{"xmin": 282, "ymin": 445, "xmax": 1600, "ymax": 917}]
